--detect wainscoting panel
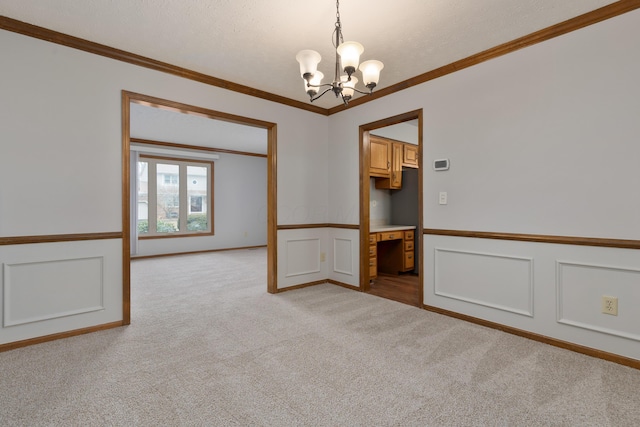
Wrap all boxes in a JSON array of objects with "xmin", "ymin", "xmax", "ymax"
[
  {"xmin": 0, "ymin": 238, "xmax": 122, "ymax": 345},
  {"xmin": 285, "ymin": 238, "xmax": 321, "ymax": 277},
  {"xmin": 424, "ymin": 234, "xmax": 640, "ymax": 361},
  {"xmin": 3, "ymin": 257, "xmax": 104, "ymax": 327},
  {"xmin": 277, "ymin": 229, "xmax": 328, "ymax": 289},
  {"xmin": 434, "ymin": 248, "xmax": 533, "ymax": 316},
  {"xmin": 333, "ymin": 238, "xmax": 353, "ymax": 275},
  {"xmin": 327, "ymin": 228, "xmax": 360, "ymax": 287},
  {"xmin": 557, "ymin": 261, "xmax": 640, "ymax": 341}
]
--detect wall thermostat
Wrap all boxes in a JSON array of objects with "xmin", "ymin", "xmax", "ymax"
[{"xmin": 433, "ymin": 159, "xmax": 450, "ymax": 171}]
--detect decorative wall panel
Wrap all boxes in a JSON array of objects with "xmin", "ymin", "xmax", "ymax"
[
  {"xmin": 285, "ymin": 238, "xmax": 321, "ymax": 277},
  {"xmin": 3, "ymin": 257, "xmax": 104, "ymax": 327},
  {"xmin": 434, "ymin": 248, "xmax": 534, "ymax": 316},
  {"xmin": 557, "ymin": 261, "xmax": 640, "ymax": 341},
  {"xmin": 333, "ymin": 238, "xmax": 353, "ymax": 275}
]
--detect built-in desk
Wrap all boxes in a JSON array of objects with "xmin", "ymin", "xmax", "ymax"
[{"xmin": 369, "ymin": 225, "xmax": 416, "ymax": 279}]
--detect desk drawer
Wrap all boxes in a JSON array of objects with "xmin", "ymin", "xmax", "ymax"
[
  {"xmin": 369, "ymin": 234, "xmax": 378, "ymax": 245},
  {"xmin": 404, "ymin": 240, "xmax": 414, "ymax": 251},
  {"xmin": 404, "ymin": 252, "xmax": 414, "ymax": 270},
  {"xmin": 404, "ymin": 230, "xmax": 414, "ymax": 241},
  {"xmin": 369, "ymin": 245, "xmax": 377, "ymax": 257},
  {"xmin": 379, "ymin": 231, "xmax": 403, "ymax": 241}
]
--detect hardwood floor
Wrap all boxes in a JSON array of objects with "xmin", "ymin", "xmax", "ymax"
[{"xmin": 367, "ymin": 273, "xmax": 420, "ymax": 307}]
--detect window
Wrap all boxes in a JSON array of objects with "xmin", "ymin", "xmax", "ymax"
[{"xmin": 137, "ymin": 155, "xmax": 213, "ymax": 237}]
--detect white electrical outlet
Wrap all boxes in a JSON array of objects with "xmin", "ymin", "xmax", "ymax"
[
  {"xmin": 320, "ymin": 252, "xmax": 326, "ymax": 262},
  {"xmin": 601, "ymin": 296, "xmax": 618, "ymax": 316}
]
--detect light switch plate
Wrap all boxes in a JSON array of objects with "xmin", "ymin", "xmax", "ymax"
[{"xmin": 439, "ymin": 192, "xmax": 447, "ymax": 205}]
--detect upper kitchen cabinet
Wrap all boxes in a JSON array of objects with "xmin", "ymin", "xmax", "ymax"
[
  {"xmin": 370, "ymin": 134, "xmax": 418, "ymax": 190},
  {"xmin": 375, "ymin": 141, "xmax": 403, "ymax": 190},
  {"xmin": 402, "ymin": 144, "xmax": 418, "ymax": 168},
  {"xmin": 370, "ymin": 135, "xmax": 392, "ymax": 178}
]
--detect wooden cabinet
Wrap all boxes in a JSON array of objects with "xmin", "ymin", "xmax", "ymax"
[
  {"xmin": 403, "ymin": 144, "xmax": 418, "ymax": 168},
  {"xmin": 369, "ymin": 229, "xmax": 415, "ymax": 278},
  {"xmin": 403, "ymin": 230, "xmax": 415, "ymax": 270},
  {"xmin": 370, "ymin": 136, "xmax": 418, "ymax": 190},
  {"xmin": 369, "ymin": 136, "xmax": 392, "ymax": 178},
  {"xmin": 369, "ymin": 233, "xmax": 378, "ymax": 279},
  {"xmin": 375, "ymin": 142, "xmax": 403, "ymax": 190}
]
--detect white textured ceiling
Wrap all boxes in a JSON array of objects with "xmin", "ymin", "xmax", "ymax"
[{"xmin": 0, "ymin": 0, "xmax": 618, "ymax": 109}]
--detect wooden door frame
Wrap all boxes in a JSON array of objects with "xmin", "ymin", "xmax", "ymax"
[
  {"xmin": 359, "ymin": 110, "xmax": 423, "ymax": 305},
  {"xmin": 121, "ymin": 91, "xmax": 278, "ymax": 324}
]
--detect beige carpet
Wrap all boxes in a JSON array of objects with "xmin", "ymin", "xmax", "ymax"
[{"xmin": 1, "ymin": 247, "xmax": 640, "ymax": 426}]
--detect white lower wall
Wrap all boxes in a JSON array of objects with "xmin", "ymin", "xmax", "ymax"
[
  {"xmin": 424, "ymin": 234, "xmax": 640, "ymax": 360},
  {"xmin": 328, "ymin": 228, "xmax": 360, "ymax": 288},
  {"xmin": 0, "ymin": 239, "xmax": 123, "ymax": 344},
  {"xmin": 277, "ymin": 229, "xmax": 329, "ymax": 289}
]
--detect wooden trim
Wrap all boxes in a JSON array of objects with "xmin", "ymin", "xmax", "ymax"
[
  {"xmin": 423, "ymin": 304, "xmax": 640, "ymax": 370},
  {"xmin": 423, "ymin": 229, "xmax": 640, "ymax": 250},
  {"xmin": 136, "ymin": 154, "xmax": 215, "ymax": 237},
  {"xmin": 275, "ymin": 280, "xmax": 327, "ymax": 293},
  {"xmin": 360, "ymin": 110, "xmax": 424, "ymax": 292},
  {"xmin": 0, "ymin": 321, "xmax": 123, "ymax": 353},
  {"xmin": 327, "ymin": 0, "xmax": 640, "ymax": 115},
  {"xmin": 267, "ymin": 124, "xmax": 278, "ymax": 293},
  {"xmin": 127, "ymin": 92, "xmax": 276, "ymax": 128},
  {"xmin": 122, "ymin": 92, "xmax": 132, "ymax": 325},
  {"xmin": 131, "ymin": 245, "xmax": 267, "ymax": 260},
  {"xmin": 0, "ymin": 232, "xmax": 122, "ymax": 246},
  {"xmin": 0, "ymin": 16, "xmax": 327, "ymax": 116},
  {"xmin": 138, "ymin": 232, "xmax": 216, "ymax": 240},
  {"xmin": 3, "ymin": 3, "xmax": 638, "ymax": 118},
  {"xmin": 327, "ymin": 279, "xmax": 360, "ymax": 291},
  {"xmin": 130, "ymin": 138, "xmax": 267, "ymax": 158},
  {"xmin": 277, "ymin": 224, "xmax": 329, "ymax": 230},
  {"xmin": 327, "ymin": 223, "xmax": 360, "ymax": 230},
  {"xmin": 4, "ymin": 3, "xmax": 638, "ymax": 119},
  {"xmin": 277, "ymin": 223, "xmax": 359, "ymax": 230}
]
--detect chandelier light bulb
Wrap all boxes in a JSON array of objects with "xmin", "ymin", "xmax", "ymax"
[
  {"xmin": 304, "ymin": 71, "xmax": 324, "ymax": 97},
  {"xmin": 336, "ymin": 41, "xmax": 364, "ymax": 77},
  {"xmin": 359, "ymin": 60, "xmax": 384, "ymax": 89},
  {"xmin": 341, "ymin": 76, "xmax": 358, "ymax": 100},
  {"xmin": 296, "ymin": 50, "xmax": 322, "ymax": 80}
]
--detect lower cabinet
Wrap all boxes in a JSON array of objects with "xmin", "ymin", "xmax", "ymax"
[{"xmin": 369, "ymin": 229, "xmax": 415, "ymax": 278}]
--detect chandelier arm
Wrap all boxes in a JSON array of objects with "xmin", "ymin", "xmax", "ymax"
[
  {"xmin": 310, "ymin": 86, "xmax": 335, "ymax": 102},
  {"xmin": 306, "ymin": 82, "xmax": 334, "ymax": 89},
  {"xmin": 350, "ymin": 86, "xmax": 374, "ymax": 96}
]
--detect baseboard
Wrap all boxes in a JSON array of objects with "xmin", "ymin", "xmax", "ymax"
[
  {"xmin": 327, "ymin": 279, "xmax": 361, "ymax": 291},
  {"xmin": 131, "ymin": 245, "xmax": 267, "ymax": 260},
  {"xmin": 0, "ymin": 321, "xmax": 124, "ymax": 353},
  {"xmin": 423, "ymin": 304, "xmax": 640, "ymax": 370},
  {"xmin": 275, "ymin": 280, "xmax": 328, "ymax": 293}
]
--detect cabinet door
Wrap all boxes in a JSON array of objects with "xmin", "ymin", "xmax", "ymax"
[
  {"xmin": 403, "ymin": 144, "xmax": 419, "ymax": 168},
  {"xmin": 390, "ymin": 142, "xmax": 403, "ymax": 189},
  {"xmin": 369, "ymin": 136, "xmax": 391, "ymax": 177}
]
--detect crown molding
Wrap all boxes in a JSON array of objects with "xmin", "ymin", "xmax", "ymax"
[{"xmin": 2, "ymin": 0, "xmax": 639, "ymax": 116}]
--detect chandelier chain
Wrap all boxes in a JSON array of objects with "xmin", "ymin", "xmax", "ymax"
[{"xmin": 334, "ymin": 0, "xmax": 344, "ymax": 46}]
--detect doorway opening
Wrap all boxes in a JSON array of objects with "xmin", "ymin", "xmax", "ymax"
[
  {"xmin": 121, "ymin": 91, "xmax": 278, "ymax": 325},
  {"xmin": 359, "ymin": 110, "xmax": 423, "ymax": 307}
]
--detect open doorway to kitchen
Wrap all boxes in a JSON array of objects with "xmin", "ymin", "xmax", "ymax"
[{"xmin": 360, "ymin": 110, "xmax": 423, "ymax": 307}]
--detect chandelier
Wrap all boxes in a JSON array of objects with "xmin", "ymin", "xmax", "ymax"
[{"xmin": 295, "ymin": 0, "xmax": 384, "ymax": 106}]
